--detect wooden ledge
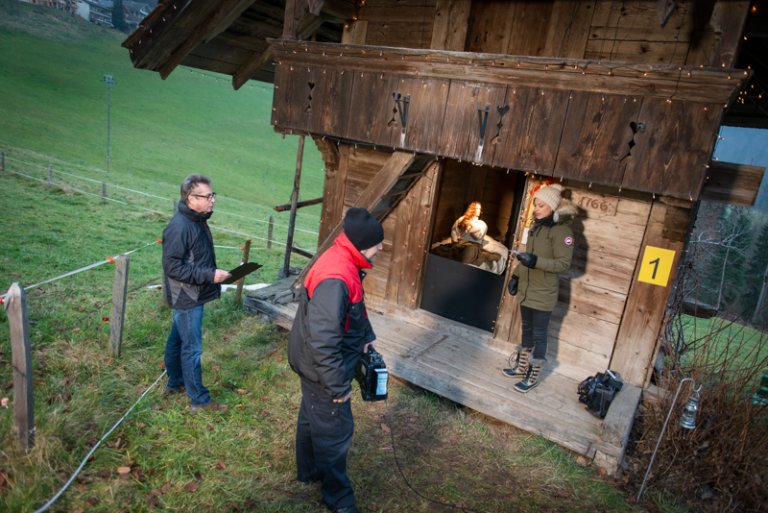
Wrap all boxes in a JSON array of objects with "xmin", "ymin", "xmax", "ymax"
[{"xmin": 269, "ymin": 39, "xmax": 749, "ymax": 104}]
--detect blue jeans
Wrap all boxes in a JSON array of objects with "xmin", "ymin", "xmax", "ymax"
[
  {"xmin": 520, "ymin": 305, "xmax": 551, "ymax": 361},
  {"xmin": 164, "ymin": 305, "xmax": 211, "ymax": 406}
]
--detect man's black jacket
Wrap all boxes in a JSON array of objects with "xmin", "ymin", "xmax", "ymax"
[{"xmin": 162, "ymin": 202, "xmax": 220, "ymax": 309}]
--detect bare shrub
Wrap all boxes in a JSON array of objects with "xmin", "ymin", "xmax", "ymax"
[{"xmin": 631, "ymin": 315, "xmax": 768, "ymax": 513}]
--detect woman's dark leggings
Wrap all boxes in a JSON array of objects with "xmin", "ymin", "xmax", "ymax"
[{"xmin": 520, "ymin": 305, "xmax": 552, "ymax": 361}]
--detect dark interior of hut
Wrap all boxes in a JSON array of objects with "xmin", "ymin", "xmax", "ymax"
[{"xmin": 421, "ymin": 161, "xmax": 525, "ymax": 331}]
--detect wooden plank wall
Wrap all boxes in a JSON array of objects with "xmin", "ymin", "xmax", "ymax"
[
  {"xmin": 463, "ymin": 0, "xmax": 747, "ymax": 68},
  {"xmin": 273, "ymin": 57, "xmax": 725, "ymax": 199},
  {"xmin": 318, "ymin": 145, "xmax": 440, "ymax": 309},
  {"xmin": 496, "ymin": 183, "xmax": 652, "ymax": 382},
  {"xmin": 358, "ymin": 0, "xmax": 438, "ymax": 49}
]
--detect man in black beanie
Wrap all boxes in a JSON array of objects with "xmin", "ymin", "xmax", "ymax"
[{"xmin": 288, "ymin": 207, "xmax": 384, "ymax": 513}]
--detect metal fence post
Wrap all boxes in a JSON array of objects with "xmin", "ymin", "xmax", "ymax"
[{"xmin": 48, "ymin": 165, "xmax": 53, "ymax": 187}]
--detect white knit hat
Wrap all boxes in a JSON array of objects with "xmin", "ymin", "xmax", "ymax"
[{"xmin": 533, "ymin": 184, "xmax": 563, "ymax": 211}]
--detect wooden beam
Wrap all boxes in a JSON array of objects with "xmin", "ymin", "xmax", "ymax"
[
  {"xmin": 233, "ymin": 46, "xmax": 273, "ymax": 90},
  {"xmin": 270, "ymin": 40, "xmax": 749, "ymax": 104},
  {"xmin": 158, "ymin": 0, "xmax": 257, "ymax": 80},
  {"xmin": 274, "ymin": 197, "xmax": 323, "ymax": 212},
  {"xmin": 610, "ymin": 201, "xmax": 690, "ymax": 387},
  {"xmin": 430, "ymin": 0, "xmax": 471, "ymax": 51},
  {"xmin": 294, "ymin": 150, "xmax": 428, "ymax": 289},
  {"xmin": 700, "ymin": 161, "xmax": 765, "ymax": 206}
]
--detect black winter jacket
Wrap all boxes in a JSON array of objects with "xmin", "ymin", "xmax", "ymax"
[
  {"xmin": 288, "ymin": 233, "xmax": 376, "ymax": 400},
  {"xmin": 162, "ymin": 202, "xmax": 220, "ymax": 309}
]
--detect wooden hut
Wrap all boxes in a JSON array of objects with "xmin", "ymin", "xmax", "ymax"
[{"xmin": 124, "ymin": 0, "xmax": 766, "ymax": 472}]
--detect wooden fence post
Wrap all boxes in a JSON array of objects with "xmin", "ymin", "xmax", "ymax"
[
  {"xmin": 235, "ymin": 240, "xmax": 252, "ymax": 305},
  {"xmin": 282, "ymin": 135, "xmax": 305, "ymax": 277},
  {"xmin": 267, "ymin": 216, "xmax": 274, "ymax": 249},
  {"xmin": 4, "ymin": 283, "xmax": 35, "ymax": 451},
  {"xmin": 101, "ymin": 181, "xmax": 107, "ymax": 203},
  {"xmin": 109, "ymin": 255, "xmax": 130, "ymax": 357},
  {"xmin": 47, "ymin": 165, "xmax": 53, "ymax": 187}
]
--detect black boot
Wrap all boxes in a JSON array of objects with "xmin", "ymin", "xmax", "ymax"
[
  {"xmin": 502, "ymin": 347, "xmax": 532, "ymax": 378},
  {"xmin": 514, "ymin": 362, "xmax": 542, "ymax": 393}
]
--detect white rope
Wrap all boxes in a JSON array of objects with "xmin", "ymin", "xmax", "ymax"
[
  {"xmin": 0, "ymin": 242, "xmax": 161, "ymax": 303},
  {"xmin": 32, "ymin": 371, "xmax": 167, "ymax": 513}
]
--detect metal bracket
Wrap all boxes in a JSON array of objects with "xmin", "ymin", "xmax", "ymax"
[
  {"xmin": 493, "ymin": 104, "xmax": 510, "ymax": 143},
  {"xmin": 393, "ymin": 92, "xmax": 410, "ymax": 146},
  {"xmin": 475, "ymin": 102, "xmax": 491, "ymax": 162}
]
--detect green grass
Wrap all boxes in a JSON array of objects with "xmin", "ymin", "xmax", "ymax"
[
  {"xmin": 0, "ymin": 3, "xmax": 651, "ymax": 512},
  {"xmin": 0, "ymin": 0, "xmax": 325, "ymax": 254}
]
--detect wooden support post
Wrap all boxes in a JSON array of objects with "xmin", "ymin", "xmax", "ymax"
[
  {"xmin": 109, "ymin": 255, "xmax": 130, "ymax": 358},
  {"xmin": 267, "ymin": 215, "xmax": 274, "ymax": 249},
  {"xmin": 282, "ymin": 135, "xmax": 304, "ymax": 278},
  {"xmin": 47, "ymin": 165, "xmax": 53, "ymax": 187},
  {"xmin": 4, "ymin": 283, "xmax": 35, "ymax": 451},
  {"xmin": 101, "ymin": 181, "xmax": 107, "ymax": 203},
  {"xmin": 235, "ymin": 239, "xmax": 251, "ymax": 305},
  {"xmin": 273, "ymin": 197, "xmax": 323, "ymax": 212}
]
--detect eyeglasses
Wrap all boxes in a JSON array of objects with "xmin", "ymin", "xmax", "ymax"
[{"xmin": 190, "ymin": 192, "xmax": 217, "ymax": 201}]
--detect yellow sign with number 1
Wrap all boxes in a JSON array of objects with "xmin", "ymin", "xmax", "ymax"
[{"xmin": 637, "ymin": 245, "xmax": 676, "ymax": 287}]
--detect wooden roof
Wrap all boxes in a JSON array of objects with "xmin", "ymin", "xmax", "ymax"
[
  {"xmin": 123, "ymin": 0, "xmax": 768, "ymax": 128},
  {"xmin": 123, "ymin": 0, "xmax": 349, "ymax": 88}
]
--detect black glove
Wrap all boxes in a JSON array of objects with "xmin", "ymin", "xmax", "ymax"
[
  {"xmin": 507, "ymin": 275, "xmax": 518, "ymax": 295},
  {"xmin": 517, "ymin": 252, "xmax": 537, "ymax": 268}
]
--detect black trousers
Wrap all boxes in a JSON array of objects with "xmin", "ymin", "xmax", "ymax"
[
  {"xmin": 520, "ymin": 305, "xmax": 552, "ymax": 361},
  {"xmin": 296, "ymin": 379, "xmax": 355, "ymax": 509}
]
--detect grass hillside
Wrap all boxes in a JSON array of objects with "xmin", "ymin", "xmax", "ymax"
[
  {"xmin": 0, "ymin": 3, "xmax": 687, "ymax": 513},
  {"xmin": 0, "ymin": 0, "xmax": 325, "ymax": 262}
]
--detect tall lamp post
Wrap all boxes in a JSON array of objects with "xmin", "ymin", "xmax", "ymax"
[{"xmin": 102, "ymin": 74, "xmax": 116, "ymax": 173}]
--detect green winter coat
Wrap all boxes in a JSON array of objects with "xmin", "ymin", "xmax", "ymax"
[{"xmin": 514, "ymin": 215, "xmax": 575, "ymax": 312}]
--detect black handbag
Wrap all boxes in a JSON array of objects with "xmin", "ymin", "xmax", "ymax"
[{"xmin": 577, "ymin": 370, "xmax": 623, "ymax": 418}]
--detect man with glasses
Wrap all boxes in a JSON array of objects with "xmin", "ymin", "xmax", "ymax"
[{"xmin": 162, "ymin": 174, "xmax": 231, "ymax": 412}]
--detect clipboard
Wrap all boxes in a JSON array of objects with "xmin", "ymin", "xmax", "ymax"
[{"xmin": 222, "ymin": 262, "xmax": 262, "ymax": 284}]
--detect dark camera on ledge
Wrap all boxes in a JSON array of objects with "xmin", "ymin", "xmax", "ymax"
[{"xmin": 355, "ymin": 348, "xmax": 388, "ymax": 401}]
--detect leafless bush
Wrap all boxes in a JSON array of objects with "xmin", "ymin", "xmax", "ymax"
[{"xmin": 631, "ymin": 317, "xmax": 768, "ymax": 513}]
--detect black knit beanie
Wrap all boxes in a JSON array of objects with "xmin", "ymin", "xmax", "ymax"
[{"xmin": 343, "ymin": 208, "xmax": 384, "ymax": 251}]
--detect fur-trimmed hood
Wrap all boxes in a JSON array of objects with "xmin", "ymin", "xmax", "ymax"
[{"xmin": 553, "ymin": 198, "xmax": 577, "ymax": 223}]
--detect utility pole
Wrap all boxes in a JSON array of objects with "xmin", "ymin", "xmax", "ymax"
[{"xmin": 102, "ymin": 74, "xmax": 116, "ymax": 173}]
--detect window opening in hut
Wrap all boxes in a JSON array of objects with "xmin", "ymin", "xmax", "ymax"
[{"xmin": 420, "ymin": 161, "xmax": 524, "ymax": 331}]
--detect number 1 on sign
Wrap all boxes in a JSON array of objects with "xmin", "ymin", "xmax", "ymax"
[{"xmin": 638, "ymin": 246, "xmax": 676, "ymax": 287}]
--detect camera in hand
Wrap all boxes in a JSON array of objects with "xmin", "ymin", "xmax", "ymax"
[{"xmin": 355, "ymin": 348, "xmax": 388, "ymax": 401}]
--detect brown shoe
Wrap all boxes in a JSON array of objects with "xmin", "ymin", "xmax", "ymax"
[
  {"xmin": 189, "ymin": 401, "xmax": 228, "ymax": 413},
  {"xmin": 163, "ymin": 385, "xmax": 185, "ymax": 395}
]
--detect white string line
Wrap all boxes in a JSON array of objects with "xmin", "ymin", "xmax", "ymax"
[
  {"xmin": 0, "ymin": 242, "xmax": 161, "ymax": 300},
  {"xmin": 0, "ymin": 147, "xmax": 108, "ymax": 175},
  {"xmin": 32, "ymin": 371, "xmax": 167, "ymax": 513},
  {"xmin": 5, "ymin": 159, "xmax": 320, "ymax": 236}
]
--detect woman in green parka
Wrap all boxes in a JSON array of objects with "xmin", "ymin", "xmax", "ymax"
[{"xmin": 502, "ymin": 184, "xmax": 577, "ymax": 393}]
